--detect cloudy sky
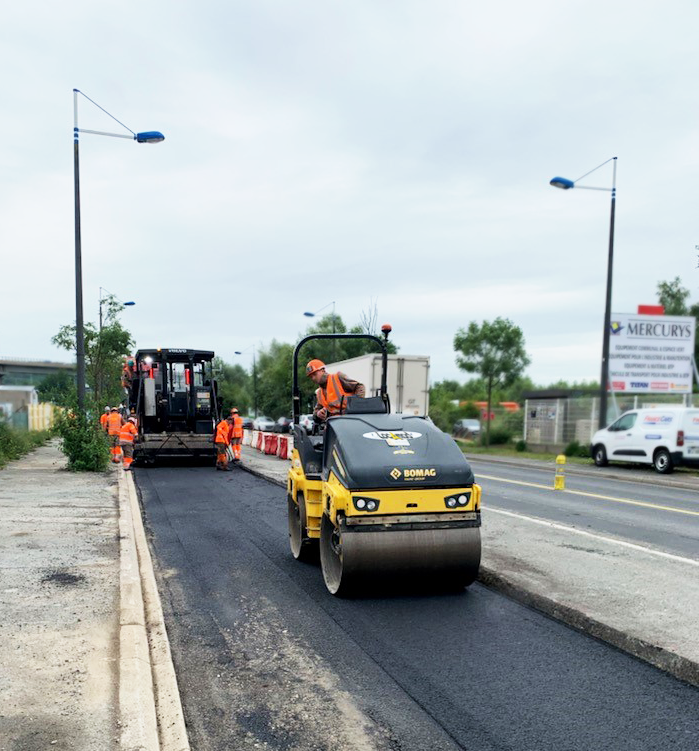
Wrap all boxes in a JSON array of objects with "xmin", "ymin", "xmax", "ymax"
[{"xmin": 2, "ymin": 1, "xmax": 698, "ymax": 386}]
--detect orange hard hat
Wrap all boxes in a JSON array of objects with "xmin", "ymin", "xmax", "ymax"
[{"xmin": 306, "ymin": 359, "xmax": 325, "ymax": 376}]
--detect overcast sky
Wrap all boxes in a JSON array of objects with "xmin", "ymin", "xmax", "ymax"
[{"xmin": 2, "ymin": 1, "xmax": 698, "ymax": 387}]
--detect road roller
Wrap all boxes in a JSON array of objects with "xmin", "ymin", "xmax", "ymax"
[{"xmin": 287, "ymin": 327, "xmax": 482, "ymax": 596}]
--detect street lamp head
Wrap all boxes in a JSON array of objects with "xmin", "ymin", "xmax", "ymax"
[
  {"xmin": 135, "ymin": 131, "xmax": 165, "ymax": 144},
  {"xmin": 550, "ymin": 176, "xmax": 575, "ymax": 190},
  {"xmin": 303, "ymin": 311, "xmax": 315, "ymax": 317},
  {"xmin": 234, "ymin": 351, "xmax": 242, "ymax": 355},
  {"xmin": 123, "ymin": 301, "xmax": 135, "ymax": 306}
]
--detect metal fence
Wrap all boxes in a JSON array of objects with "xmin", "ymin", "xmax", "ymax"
[{"xmin": 524, "ymin": 393, "xmax": 697, "ymax": 448}]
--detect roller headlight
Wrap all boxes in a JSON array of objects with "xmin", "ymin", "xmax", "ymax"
[
  {"xmin": 445, "ymin": 492, "xmax": 471, "ymax": 509},
  {"xmin": 352, "ymin": 496, "xmax": 380, "ymax": 512}
]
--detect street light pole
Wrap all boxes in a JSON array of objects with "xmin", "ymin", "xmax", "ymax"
[
  {"xmin": 73, "ymin": 88, "xmax": 164, "ymax": 410},
  {"xmin": 550, "ymin": 157, "xmax": 617, "ymax": 429},
  {"xmin": 73, "ymin": 95, "xmax": 86, "ymax": 409},
  {"xmin": 600, "ymin": 160, "xmax": 617, "ymax": 431}
]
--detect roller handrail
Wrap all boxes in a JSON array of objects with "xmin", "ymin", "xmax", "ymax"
[{"xmin": 292, "ymin": 332, "xmax": 390, "ymax": 422}]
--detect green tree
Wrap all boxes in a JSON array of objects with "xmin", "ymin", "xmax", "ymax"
[
  {"xmin": 656, "ymin": 277, "xmax": 699, "ymax": 387},
  {"xmin": 255, "ymin": 340, "xmax": 295, "ymax": 418},
  {"xmin": 657, "ymin": 277, "xmax": 690, "ymax": 316},
  {"xmin": 213, "ymin": 358, "xmax": 251, "ymax": 414},
  {"xmin": 453, "ymin": 318, "xmax": 531, "ymax": 446},
  {"xmin": 36, "ymin": 371, "xmax": 76, "ymax": 407},
  {"xmin": 51, "ymin": 294, "xmax": 134, "ymax": 408}
]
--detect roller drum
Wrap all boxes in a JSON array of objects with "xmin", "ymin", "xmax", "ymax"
[{"xmin": 320, "ymin": 515, "xmax": 481, "ymax": 596}]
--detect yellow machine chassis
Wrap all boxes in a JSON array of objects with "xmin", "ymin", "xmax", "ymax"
[{"xmin": 288, "ymin": 448, "xmax": 481, "ymax": 537}]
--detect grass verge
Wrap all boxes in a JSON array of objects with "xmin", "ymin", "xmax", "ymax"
[{"xmin": 0, "ymin": 423, "xmax": 52, "ymax": 469}]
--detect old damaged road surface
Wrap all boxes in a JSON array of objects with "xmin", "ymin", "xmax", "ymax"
[{"xmin": 136, "ymin": 466, "xmax": 699, "ymax": 751}]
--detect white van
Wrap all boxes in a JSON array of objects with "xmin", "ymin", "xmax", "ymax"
[{"xmin": 590, "ymin": 407, "xmax": 699, "ymax": 473}]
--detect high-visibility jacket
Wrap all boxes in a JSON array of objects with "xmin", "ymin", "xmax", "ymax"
[
  {"xmin": 119, "ymin": 422, "xmax": 138, "ymax": 443},
  {"xmin": 231, "ymin": 415, "xmax": 244, "ymax": 438},
  {"xmin": 215, "ymin": 420, "xmax": 231, "ymax": 444},
  {"xmin": 100, "ymin": 413, "xmax": 109, "ymax": 431},
  {"xmin": 316, "ymin": 373, "xmax": 354, "ymax": 416},
  {"xmin": 108, "ymin": 412, "xmax": 124, "ymax": 435}
]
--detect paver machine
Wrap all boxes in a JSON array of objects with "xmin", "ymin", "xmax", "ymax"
[
  {"xmin": 287, "ymin": 327, "xmax": 482, "ymax": 595},
  {"xmin": 129, "ymin": 348, "xmax": 221, "ymax": 464}
]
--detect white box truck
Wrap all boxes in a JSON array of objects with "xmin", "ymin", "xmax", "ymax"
[{"xmin": 324, "ymin": 354, "xmax": 430, "ymax": 416}]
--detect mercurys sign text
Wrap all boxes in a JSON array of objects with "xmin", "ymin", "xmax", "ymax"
[{"xmin": 608, "ymin": 313, "xmax": 696, "ymax": 394}]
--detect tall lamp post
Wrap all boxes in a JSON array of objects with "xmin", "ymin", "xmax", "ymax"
[
  {"xmin": 550, "ymin": 156, "xmax": 617, "ymax": 429},
  {"xmin": 74, "ymin": 88, "xmax": 164, "ymax": 410},
  {"xmin": 234, "ymin": 346, "xmax": 257, "ymax": 417},
  {"xmin": 98, "ymin": 286, "xmax": 135, "ymax": 332},
  {"xmin": 304, "ymin": 301, "xmax": 337, "ymax": 360}
]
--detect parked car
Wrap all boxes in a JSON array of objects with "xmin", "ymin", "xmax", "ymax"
[
  {"xmin": 590, "ymin": 407, "xmax": 699, "ymax": 473},
  {"xmin": 274, "ymin": 416, "xmax": 293, "ymax": 433},
  {"xmin": 252, "ymin": 415, "xmax": 275, "ymax": 432},
  {"xmin": 241, "ymin": 416, "xmax": 253, "ymax": 430},
  {"xmin": 453, "ymin": 418, "xmax": 481, "ymax": 439},
  {"xmin": 299, "ymin": 414, "xmax": 314, "ymax": 433}
]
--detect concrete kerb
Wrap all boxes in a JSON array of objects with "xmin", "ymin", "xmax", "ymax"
[
  {"xmin": 118, "ymin": 466, "xmax": 191, "ymax": 751},
  {"xmin": 478, "ymin": 566, "xmax": 699, "ymax": 689},
  {"xmin": 237, "ymin": 452, "xmax": 699, "ymax": 689}
]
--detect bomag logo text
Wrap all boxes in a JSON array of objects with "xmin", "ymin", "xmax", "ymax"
[{"xmin": 404, "ymin": 468, "xmax": 436, "ymax": 478}]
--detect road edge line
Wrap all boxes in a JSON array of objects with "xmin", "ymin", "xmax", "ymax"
[
  {"xmin": 125, "ymin": 469, "xmax": 191, "ymax": 751},
  {"xmin": 478, "ymin": 565, "xmax": 699, "ymax": 688}
]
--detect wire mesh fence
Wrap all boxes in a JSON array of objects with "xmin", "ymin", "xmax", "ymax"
[{"xmin": 524, "ymin": 393, "xmax": 697, "ymax": 448}]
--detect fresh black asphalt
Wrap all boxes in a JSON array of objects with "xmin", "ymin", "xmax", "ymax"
[{"xmin": 136, "ymin": 464, "xmax": 699, "ymax": 751}]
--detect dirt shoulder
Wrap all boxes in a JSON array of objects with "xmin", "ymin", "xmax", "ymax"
[{"xmin": 0, "ymin": 440, "xmax": 120, "ymax": 751}]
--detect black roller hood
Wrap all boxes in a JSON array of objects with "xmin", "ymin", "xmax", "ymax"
[{"xmin": 323, "ymin": 414, "xmax": 475, "ymax": 489}]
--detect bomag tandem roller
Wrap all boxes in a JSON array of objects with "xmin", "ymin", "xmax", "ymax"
[{"xmin": 287, "ymin": 326, "xmax": 482, "ymax": 596}]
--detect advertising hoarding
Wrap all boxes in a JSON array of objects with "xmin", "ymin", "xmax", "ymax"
[{"xmin": 608, "ymin": 313, "xmax": 696, "ymax": 394}]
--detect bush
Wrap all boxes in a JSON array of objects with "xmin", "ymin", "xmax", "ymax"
[
  {"xmin": 0, "ymin": 423, "xmax": 51, "ymax": 468},
  {"xmin": 515, "ymin": 439, "xmax": 527, "ymax": 452},
  {"xmin": 55, "ymin": 405, "xmax": 110, "ymax": 472},
  {"xmin": 485, "ymin": 427, "xmax": 513, "ymax": 445},
  {"xmin": 564, "ymin": 440, "xmax": 591, "ymax": 458}
]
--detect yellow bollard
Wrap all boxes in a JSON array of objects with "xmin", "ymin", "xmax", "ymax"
[{"xmin": 554, "ymin": 454, "xmax": 566, "ymax": 490}]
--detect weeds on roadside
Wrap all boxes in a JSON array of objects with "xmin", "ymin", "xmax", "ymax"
[
  {"xmin": 54, "ymin": 401, "xmax": 110, "ymax": 472},
  {"xmin": 0, "ymin": 423, "xmax": 51, "ymax": 468}
]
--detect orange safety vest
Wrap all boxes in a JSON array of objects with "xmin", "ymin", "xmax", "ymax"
[
  {"xmin": 108, "ymin": 412, "xmax": 124, "ymax": 435},
  {"xmin": 215, "ymin": 420, "xmax": 231, "ymax": 444},
  {"xmin": 119, "ymin": 422, "xmax": 138, "ymax": 443},
  {"xmin": 316, "ymin": 373, "xmax": 354, "ymax": 416},
  {"xmin": 100, "ymin": 413, "xmax": 109, "ymax": 431},
  {"xmin": 231, "ymin": 415, "xmax": 244, "ymax": 438}
]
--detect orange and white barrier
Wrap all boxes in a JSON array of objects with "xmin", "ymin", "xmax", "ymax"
[{"xmin": 244, "ymin": 430, "xmax": 293, "ymax": 460}]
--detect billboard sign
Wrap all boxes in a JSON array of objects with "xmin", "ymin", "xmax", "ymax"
[{"xmin": 608, "ymin": 313, "xmax": 696, "ymax": 394}]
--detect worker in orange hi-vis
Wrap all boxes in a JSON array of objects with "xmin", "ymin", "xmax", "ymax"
[
  {"xmin": 229, "ymin": 408, "xmax": 244, "ymax": 461},
  {"xmin": 119, "ymin": 417, "xmax": 138, "ymax": 471},
  {"xmin": 107, "ymin": 407, "xmax": 125, "ymax": 463},
  {"xmin": 214, "ymin": 415, "xmax": 234, "ymax": 471},
  {"xmin": 100, "ymin": 406, "xmax": 110, "ymax": 432},
  {"xmin": 306, "ymin": 359, "xmax": 365, "ymax": 421}
]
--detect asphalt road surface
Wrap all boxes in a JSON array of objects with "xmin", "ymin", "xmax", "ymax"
[
  {"xmin": 136, "ymin": 464, "xmax": 699, "ymax": 751},
  {"xmin": 467, "ymin": 458, "xmax": 699, "ymax": 559}
]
